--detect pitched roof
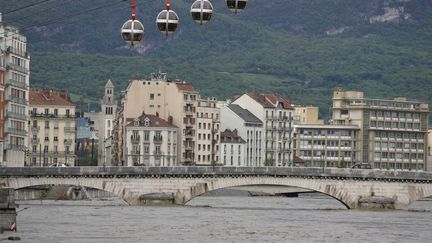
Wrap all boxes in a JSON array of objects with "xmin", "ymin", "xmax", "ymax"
[
  {"xmin": 228, "ymin": 104, "xmax": 262, "ymax": 124},
  {"xmin": 246, "ymin": 92, "xmax": 293, "ymax": 110},
  {"xmin": 220, "ymin": 129, "xmax": 246, "ymax": 144},
  {"xmin": 29, "ymin": 90, "xmax": 75, "ymax": 107},
  {"xmin": 126, "ymin": 113, "xmax": 177, "ymax": 128},
  {"xmin": 176, "ymin": 82, "xmax": 194, "ymax": 92},
  {"xmin": 105, "ymin": 79, "xmax": 114, "ymax": 88}
]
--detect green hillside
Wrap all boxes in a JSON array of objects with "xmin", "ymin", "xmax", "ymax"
[{"xmin": 1, "ymin": 0, "xmax": 431, "ymax": 119}]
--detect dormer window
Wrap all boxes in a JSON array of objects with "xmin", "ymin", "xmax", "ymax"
[
  {"xmin": 133, "ymin": 119, "xmax": 139, "ymax": 127},
  {"xmin": 144, "ymin": 117, "xmax": 150, "ymax": 127}
]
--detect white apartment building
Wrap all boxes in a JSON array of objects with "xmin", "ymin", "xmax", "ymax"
[
  {"xmin": 196, "ymin": 97, "xmax": 220, "ymax": 165},
  {"xmin": 28, "ymin": 90, "xmax": 76, "ymax": 166},
  {"xmin": 0, "ymin": 22, "xmax": 29, "ymax": 167},
  {"xmin": 293, "ymin": 124, "xmax": 360, "ymax": 167},
  {"xmin": 332, "ymin": 87, "xmax": 429, "ymax": 170},
  {"xmin": 220, "ymin": 129, "xmax": 246, "ymax": 166},
  {"xmin": 124, "ymin": 113, "xmax": 177, "ymax": 166},
  {"xmin": 426, "ymin": 128, "xmax": 431, "ymax": 171},
  {"xmin": 221, "ymin": 104, "xmax": 264, "ymax": 166},
  {"xmin": 232, "ymin": 93, "xmax": 294, "ymax": 166},
  {"xmin": 120, "ymin": 72, "xmax": 199, "ymax": 165}
]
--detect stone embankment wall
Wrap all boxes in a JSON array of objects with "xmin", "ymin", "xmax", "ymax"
[{"xmin": 0, "ymin": 188, "xmax": 16, "ymax": 233}]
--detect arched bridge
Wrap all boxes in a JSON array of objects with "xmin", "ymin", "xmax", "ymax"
[{"xmin": 1, "ymin": 167, "xmax": 432, "ymax": 209}]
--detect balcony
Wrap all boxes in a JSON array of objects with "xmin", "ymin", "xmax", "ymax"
[
  {"xmin": 6, "ymin": 63, "xmax": 29, "ymax": 74},
  {"xmin": 6, "ymin": 46, "xmax": 29, "ymax": 58},
  {"xmin": 64, "ymin": 139, "xmax": 73, "ymax": 145},
  {"xmin": 131, "ymin": 135, "xmax": 140, "ymax": 144},
  {"xmin": 4, "ymin": 144, "xmax": 27, "ymax": 151},
  {"xmin": 31, "ymin": 126, "xmax": 40, "ymax": 132},
  {"xmin": 31, "ymin": 138, "xmax": 40, "ymax": 144},
  {"xmin": 5, "ymin": 79, "xmax": 28, "ymax": 90},
  {"xmin": 64, "ymin": 127, "xmax": 75, "ymax": 133},
  {"xmin": 6, "ymin": 128, "xmax": 27, "ymax": 136},
  {"xmin": 6, "ymin": 96, "xmax": 28, "ymax": 105},
  {"xmin": 154, "ymin": 135, "xmax": 162, "ymax": 143}
]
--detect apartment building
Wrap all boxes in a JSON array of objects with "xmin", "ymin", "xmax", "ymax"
[
  {"xmin": 28, "ymin": 90, "xmax": 76, "ymax": 166},
  {"xmin": 232, "ymin": 93, "xmax": 294, "ymax": 166},
  {"xmin": 0, "ymin": 22, "xmax": 29, "ymax": 166},
  {"xmin": 220, "ymin": 129, "xmax": 246, "ymax": 166},
  {"xmin": 332, "ymin": 87, "xmax": 429, "ymax": 170},
  {"xmin": 120, "ymin": 72, "xmax": 199, "ymax": 165},
  {"xmin": 0, "ymin": 55, "xmax": 4, "ymax": 165},
  {"xmin": 84, "ymin": 80, "xmax": 117, "ymax": 166},
  {"xmin": 293, "ymin": 124, "xmax": 360, "ymax": 167},
  {"xmin": 124, "ymin": 113, "xmax": 177, "ymax": 166},
  {"xmin": 293, "ymin": 106, "xmax": 324, "ymax": 125},
  {"xmin": 196, "ymin": 97, "xmax": 220, "ymax": 165},
  {"xmin": 221, "ymin": 104, "xmax": 264, "ymax": 166},
  {"xmin": 427, "ymin": 129, "xmax": 431, "ymax": 171}
]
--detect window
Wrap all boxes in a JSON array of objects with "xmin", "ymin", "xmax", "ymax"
[
  {"xmin": 44, "ymin": 109, "xmax": 49, "ymax": 115},
  {"xmin": 150, "ymin": 93, "xmax": 155, "ymax": 100},
  {"xmin": 54, "ymin": 109, "xmax": 58, "ymax": 116},
  {"xmin": 144, "ymin": 132, "xmax": 149, "ymax": 141},
  {"xmin": 66, "ymin": 109, "xmax": 70, "ymax": 116}
]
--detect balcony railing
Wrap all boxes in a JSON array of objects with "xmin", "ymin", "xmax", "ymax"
[
  {"xmin": 4, "ymin": 144, "xmax": 27, "ymax": 151},
  {"xmin": 31, "ymin": 126, "xmax": 40, "ymax": 132},
  {"xmin": 31, "ymin": 138, "xmax": 40, "ymax": 144},
  {"xmin": 64, "ymin": 127, "xmax": 75, "ymax": 133},
  {"xmin": 154, "ymin": 136, "xmax": 162, "ymax": 143},
  {"xmin": 131, "ymin": 135, "xmax": 140, "ymax": 143},
  {"xmin": 5, "ymin": 79, "xmax": 28, "ymax": 89},
  {"xmin": 6, "ymin": 128, "xmax": 27, "ymax": 136},
  {"xmin": 6, "ymin": 46, "xmax": 29, "ymax": 58},
  {"xmin": 5, "ymin": 111, "xmax": 27, "ymax": 121},
  {"xmin": 6, "ymin": 96, "xmax": 28, "ymax": 105},
  {"xmin": 64, "ymin": 139, "xmax": 73, "ymax": 145},
  {"xmin": 7, "ymin": 63, "xmax": 29, "ymax": 74}
]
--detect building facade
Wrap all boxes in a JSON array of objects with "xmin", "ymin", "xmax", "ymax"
[
  {"xmin": 0, "ymin": 22, "xmax": 30, "ymax": 166},
  {"xmin": 332, "ymin": 87, "xmax": 429, "ymax": 170},
  {"xmin": 232, "ymin": 93, "xmax": 294, "ymax": 166},
  {"xmin": 221, "ymin": 104, "xmax": 264, "ymax": 166},
  {"xmin": 293, "ymin": 106, "xmax": 324, "ymax": 125},
  {"xmin": 293, "ymin": 125, "xmax": 360, "ymax": 167},
  {"xmin": 220, "ymin": 129, "xmax": 246, "ymax": 166},
  {"xmin": 124, "ymin": 113, "xmax": 177, "ymax": 166},
  {"xmin": 120, "ymin": 72, "xmax": 201, "ymax": 165},
  {"xmin": 196, "ymin": 97, "xmax": 220, "ymax": 165},
  {"xmin": 28, "ymin": 90, "xmax": 76, "ymax": 166},
  {"xmin": 427, "ymin": 129, "xmax": 432, "ymax": 171}
]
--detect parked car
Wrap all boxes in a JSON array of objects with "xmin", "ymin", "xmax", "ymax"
[
  {"xmin": 351, "ymin": 163, "xmax": 372, "ymax": 169},
  {"xmin": 49, "ymin": 163, "xmax": 68, "ymax": 167}
]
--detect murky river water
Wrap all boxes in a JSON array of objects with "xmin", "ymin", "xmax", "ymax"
[{"xmin": 5, "ymin": 194, "xmax": 432, "ymax": 242}]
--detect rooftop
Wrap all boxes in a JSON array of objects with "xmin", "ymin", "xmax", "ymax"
[
  {"xmin": 228, "ymin": 104, "xmax": 263, "ymax": 124},
  {"xmin": 246, "ymin": 92, "xmax": 293, "ymax": 110},
  {"xmin": 220, "ymin": 129, "xmax": 246, "ymax": 144},
  {"xmin": 126, "ymin": 113, "xmax": 177, "ymax": 128},
  {"xmin": 29, "ymin": 90, "xmax": 74, "ymax": 107}
]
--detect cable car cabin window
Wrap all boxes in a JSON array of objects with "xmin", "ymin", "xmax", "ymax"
[
  {"xmin": 226, "ymin": 1, "xmax": 236, "ymax": 8},
  {"xmin": 124, "ymin": 21, "xmax": 132, "ymax": 29},
  {"xmin": 169, "ymin": 13, "xmax": 178, "ymax": 20},
  {"xmin": 157, "ymin": 23, "xmax": 166, "ymax": 31},
  {"xmin": 192, "ymin": 12, "xmax": 201, "ymax": 19},
  {"xmin": 135, "ymin": 23, "xmax": 144, "ymax": 30},
  {"xmin": 192, "ymin": 2, "xmax": 201, "ymax": 8},
  {"xmin": 133, "ymin": 34, "xmax": 143, "ymax": 41},
  {"xmin": 168, "ymin": 23, "xmax": 178, "ymax": 32},
  {"xmin": 159, "ymin": 12, "xmax": 167, "ymax": 19},
  {"xmin": 237, "ymin": 1, "xmax": 247, "ymax": 8},
  {"xmin": 122, "ymin": 33, "xmax": 131, "ymax": 40},
  {"xmin": 202, "ymin": 13, "xmax": 212, "ymax": 20}
]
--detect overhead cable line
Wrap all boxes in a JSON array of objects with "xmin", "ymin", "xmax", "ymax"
[
  {"xmin": 8, "ymin": 0, "xmax": 77, "ymax": 23},
  {"xmin": 2, "ymin": 0, "xmax": 53, "ymax": 15}
]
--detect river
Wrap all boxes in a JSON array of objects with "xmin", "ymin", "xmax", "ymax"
[{"xmin": 6, "ymin": 193, "xmax": 432, "ymax": 242}]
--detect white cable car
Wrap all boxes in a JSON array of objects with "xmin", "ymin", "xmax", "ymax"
[
  {"xmin": 121, "ymin": 20, "xmax": 144, "ymax": 46},
  {"xmin": 156, "ymin": 9, "xmax": 179, "ymax": 36},
  {"xmin": 225, "ymin": 0, "xmax": 248, "ymax": 13},
  {"xmin": 121, "ymin": 0, "xmax": 144, "ymax": 46},
  {"xmin": 190, "ymin": 0, "xmax": 214, "ymax": 25}
]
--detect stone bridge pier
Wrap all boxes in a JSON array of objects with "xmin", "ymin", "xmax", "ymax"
[{"xmin": 1, "ymin": 167, "xmax": 432, "ymax": 209}]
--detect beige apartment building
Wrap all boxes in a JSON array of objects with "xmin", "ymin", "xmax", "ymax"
[
  {"xmin": 293, "ymin": 106, "xmax": 324, "ymax": 125},
  {"xmin": 28, "ymin": 90, "xmax": 76, "ymax": 166},
  {"xmin": 293, "ymin": 124, "xmax": 360, "ymax": 167},
  {"xmin": 427, "ymin": 129, "xmax": 432, "ymax": 171},
  {"xmin": 332, "ymin": 87, "xmax": 429, "ymax": 170},
  {"xmin": 124, "ymin": 113, "xmax": 177, "ymax": 166},
  {"xmin": 196, "ymin": 97, "xmax": 220, "ymax": 165},
  {"xmin": 121, "ymin": 72, "xmax": 198, "ymax": 165}
]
